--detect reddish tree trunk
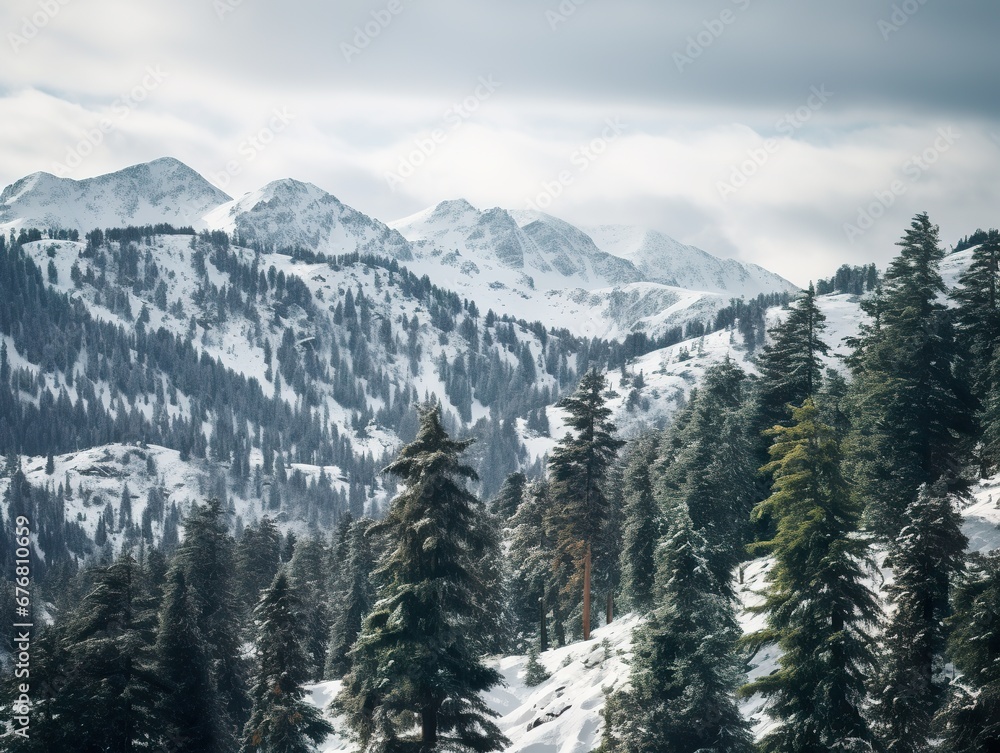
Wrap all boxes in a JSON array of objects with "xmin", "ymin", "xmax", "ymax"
[{"xmin": 583, "ymin": 543, "xmax": 592, "ymax": 641}]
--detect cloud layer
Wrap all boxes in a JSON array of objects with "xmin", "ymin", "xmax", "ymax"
[{"xmin": 2, "ymin": 0, "xmax": 999, "ymax": 285}]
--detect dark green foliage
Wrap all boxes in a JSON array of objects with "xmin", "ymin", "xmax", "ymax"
[
  {"xmin": 156, "ymin": 568, "xmax": 228, "ymax": 753},
  {"xmin": 334, "ymin": 405, "xmax": 508, "ymax": 752},
  {"xmin": 753, "ymin": 283, "xmax": 830, "ymax": 434},
  {"xmin": 12, "ymin": 551, "xmax": 164, "ymax": 753},
  {"xmin": 656, "ymin": 359, "xmax": 756, "ymax": 590},
  {"xmin": 602, "ymin": 510, "xmax": 752, "ymax": 753},
  {"xmin": 490, "ymin": 471, "xmax": 526, "ymax": 521},
  {"xmin": 522, "ymin": 647, "xmax": 550, "ymax": 688},
  {"xmin": 507, "ymin": 479, "xmax": 556, "ymax": 651},
  {"xmin": 288, "ymin": 535, "xmax": 332, "ymax": 682},
  {"xmin": 951, "ymin": 229, "xmax": 1000, "ymax": 474},
  {"xmin": 847, "ymin": 213, "xmax": 974, "ymax": 539},
  {"xmin": 618, "ymin": 434, "xmax": 661, "ymax": 613},
  {"xmin": 938, "ymin": 550, "xmax": 1000, "ymax": 753},
  {"xmin": 325, "ymin": 518, "xmax": 376, "ymax": 678},
  {"xmin": 744, "ymin": 401, "xmax": 881, "ymax": 753},
  {"xmin": 546, "ymin": 369, "xmax": 624, "ymax": 633},
  {"xmin": 235, "ymin": 517, "xmax": 282, "ymax": 614},
  {"xmin": 241, "ymin": 571, "xmax": 334, "ymax": 753},
  {"xmin": 173, "ymin": 499, "xmax": 250, "ymax": 741},
  {"xmin": 873, "ymin": 481, "xmax": 968, "ymax": 753}
]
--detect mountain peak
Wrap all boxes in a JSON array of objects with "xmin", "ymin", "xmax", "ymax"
[{"xmin": 0, "ymin": 158, "xmax": 232, "ymax": 231}]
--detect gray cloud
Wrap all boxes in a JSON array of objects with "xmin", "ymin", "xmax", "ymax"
[{"xmin": 1, "ymin": 0, "xmax": 999, "ymax": 286}]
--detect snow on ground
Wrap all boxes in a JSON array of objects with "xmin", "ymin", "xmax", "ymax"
[
  {"xmin": 309, "ymin": 615, "xmax": 640, "ymax": 753},
  {"xmin": 306, "ymin": 471, "xmax": 1000, "ymax": 752}
]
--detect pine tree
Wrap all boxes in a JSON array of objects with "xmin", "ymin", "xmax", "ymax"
[
  {"xmin": 288, "ymin": 535, "xmax": 331, "ymax": 682},
  {"xmin": 156, "ymin": 568, "xmax": 227, "ymax": 753},
  {"xmin": 618, "ymin": 433, "xmax": 661, "ymax": 613},
  {"xmin": 11, "ymin": 552, "xmax": 163, "ymax": 753},
  {"xmin": 656, "ymin": 358, "xmax": 756, "ymax": 590},
  {"xmin": 334, "ymin": 405, "xmax": 508, "ymax": 752},
  {"xmin": 508, "ymin": 479, "xmax": 556, "ymax": 650},
  {"xmin": 173, "ymin": 498, "xmax": 249, "ymax": 742},
  {"xmin": 601, "ymin": 509, "xmax": 752, "ymax": 753},
  {"xmin": 847, "ymin": 213, "xmax": 974, "ymax": 539},
  {"xmin": 744, "ymin": 400, "xmax": 881, "ymax": 753},
  {"xmin": 547, "ymin": 369, "xmax": 624, "ymax": 641},
  {"xmin": 951, "ymin": 228, "xmax": 1000, "ymax": 403},
  {"xmin": 241, "ymin": 571, "xmax": 333, "ymax": 753},
  {"xmin": 490, "ymin": 470, "xmax": 526, "ymax": 521},
  {"xmin": 753, "ymin": 283, "xmax": 829, "ymax": 434},
  {"xmin": 873, "ymin": 480, "xmax": 967, "ymax": 753},
  {"xmin": 938, "ymin": 549, "xmax": 1000, "ymax": 753},
  {"xmin": 325, "ymin": 517, "xmax": 375, "ymax": 678}
]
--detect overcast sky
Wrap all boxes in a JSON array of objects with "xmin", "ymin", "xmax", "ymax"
[{"xmin": 2, "ymin": 0, "xmax": 999, "ymax": 286}]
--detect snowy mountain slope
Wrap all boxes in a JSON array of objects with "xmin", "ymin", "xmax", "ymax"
[
  {"xmin": 203, "ymin": 179, "xmax": 413, "ymax": 260},
  {"xmin": 585, "ymin": 223, "xmax": 798, "ymax": 298},
  {"xmin": 305, "ymin": 472, "xmax": 1000, "ymax": 753},
  {"xmin": 1, "ymin": 159, "xmax": 801, "ymax": 341},
  {"xmin": 391, "ymin": 199, "xmax": 763, "ymax": 340},
  {"xmin": 0, "ymin": 157, "xmax": 231, "ymax": 232}
]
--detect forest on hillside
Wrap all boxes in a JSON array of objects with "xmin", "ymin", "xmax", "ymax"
[{"xmin": 2, "ymin": 213, "xmax": 1000, "ymax": 752}]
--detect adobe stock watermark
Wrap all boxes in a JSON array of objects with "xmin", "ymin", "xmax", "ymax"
[
  {"xmin": 214, "ymin": 0, "xmax": 246, "ymax": 21},
  {"xmin": 878, "ymin": 0, "xmax": 931, "ymax": 41},
  {"xmin": 524, "ymin": 117, "xmax": 627, "ymax": 212},
  {"xmin": 674, "ymin": 0, "xmax": 751, "ymax": 72},
  {"xmin": 211, "ymin": 107, "xmax": 296, "ymax": 190},
  {"xmin": 341, "ymin": 0, "xmax": 410, "ymax": 63},
  {"xmin": 717, "ymin": 85, "xmax": 833, "ymax": 199},
  {"xmin": 52, "ymin": 66, "xmax": 170, "ymax": 178},
  {"xmin": 384, "ymin": 76, "xmax": 501, "ymax": 191},
  {"xmin": 8, "ymin": 0, "xmax": 74, "ymax": 54},
  {"xmin": 546, "ymin": 0, "xmax": 588, "ymax": 30},
  {"xmin": 843, "ymin": 126, "xmax": 960, "ymax": 244}
]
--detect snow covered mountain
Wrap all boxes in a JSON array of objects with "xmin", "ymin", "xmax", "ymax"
[
  {"xmin": 0, "ymin": 157, "xmax": 232, "ymax": 232},
  {"xmin": 203, "ymin": 178, "xmax": 413, "ymax": 260},
  {"xmin": 0, "ymin": 159, "xmax": 798, "ymax": 339},
  {"xmin": 586, "ymin": 223, "xmax": 798, "ymax": 297}
]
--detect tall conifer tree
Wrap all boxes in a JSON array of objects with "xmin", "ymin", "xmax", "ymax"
[{"xmin": 335, "ymin": 405, "xmax": 508, "ymax": 752}]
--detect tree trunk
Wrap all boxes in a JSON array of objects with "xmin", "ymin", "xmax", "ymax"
[
  {"xmin": 583, "ymin": 543, "xmax": 592, "ymax": 641},
  {"xmin": 421, "ymin": 707, "xmax": 439, "ymax": 747},
  {"xmin": 606, "ymin": 590, "xmax": 613, "ymax": 625},
  {"xmin": 539, "ymin": 592, "xmax": 548, "ymax": 652}
]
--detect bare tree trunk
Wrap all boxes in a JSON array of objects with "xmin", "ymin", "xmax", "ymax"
[
  {"xmin": 583, "ymin": 543, "xmax": 592, "ymax": 641},
  {"xmin": 421, "ymin": 707, "xmax": 438, "ymax": 747},
  {"xmin": 606, "ymin": 590, "xmax": 613, "ymax": 625}
]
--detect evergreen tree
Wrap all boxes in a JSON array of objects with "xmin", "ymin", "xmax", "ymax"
[
  {"xmin": 601, "ymin": 509, "xmax": 752, "ymax": 753},
  {"xmin": 173, "ymin": 498, "xmax": 249, "ymax": 742},
  {"xmin": 235, "ymin": 517, "xmax": 282, "ymax": 614},
  {"xmin": 507, "ymin": 479, "xmax": 556, "ymax": 651},
  {"xmin": 938, "ymin": 549, "xmax": 1000, "ymax": 753},
  {"xmin": 546, "ymin": 369, "xmax": 624, "ymax": 641},
  {"xmin": 744, "ymin": 400, "xmax": 881, "ymax": 753},
  {"xmin": 288, "ymin": 535, "xmax": 332, "ymax": 682},
  {"xmin": 873, "ymin": 480, "xmax": 967, "ymax": 753},
  {"xmin": 334, "ymin": 405, "xmax": 508, "ymax": 752},
  {"xmin": 241, "ymin": 571, "xmax": 333, "ymax": 753},
  {"xmin": 753, "ymin": 283, "xmax": 829, "ymax": 435},
  {"xmin": 490, "ymin": 471, "xmax": 526, "ymax": 521},
  {"xmin": 951, "ymin": 229, "xmax": 1000, "ymax": 402},
  {"xmin": 847, "ymin": 213, "xmax": 974, "ymax": 538},
  {"xmin": 618, "ymin": 433, "xmax": 661, "ymax": 613},
  {"xmin": 19, "ymin": 551, "xmax": 163, "ymax": 753},
  {"xmin": 156, "ymin": 568, "xmax": 227, "ymax": 753},
  {"xmin": 325, "ymin": 518, "xmax": 375, "ymax": 678},
  {"xmin": 656, "ymin": 359, "xmax": 756, "ymax": 590}
]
